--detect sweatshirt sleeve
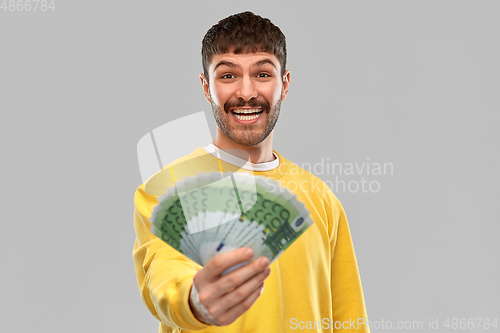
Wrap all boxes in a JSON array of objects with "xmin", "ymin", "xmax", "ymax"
[
  {"xmin": 132, "ymin": 184, "xmax": 211, "ymax": 331},
  {"xmin": 330, "ymin": 204, "xmax": 370, "ymax": 332}
]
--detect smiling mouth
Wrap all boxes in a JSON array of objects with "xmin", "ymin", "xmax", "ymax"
[{"xmin": 231, "ymin": 108, "xmax": 264, "ymax": 121}]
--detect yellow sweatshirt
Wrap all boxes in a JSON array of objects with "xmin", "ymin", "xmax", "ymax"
[{"xmin": 133, "ymin": 147, "xmax": 370, "ymax": 332}]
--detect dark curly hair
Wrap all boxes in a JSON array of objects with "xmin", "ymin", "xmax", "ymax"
[{"xmin": 201, "ymin": 11, "xmax": 287, "ymax": 83}]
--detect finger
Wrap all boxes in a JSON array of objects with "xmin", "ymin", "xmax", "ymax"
[
  {"xmin": 215, "ymin": 284, "xmax": 264, "ymax": 326},
  {"xmin": 213, "ymin": 256, "xmax": 270, "ymax": 298},
  {"xmin": 212, "ymin": 266, "xmax": 270, "ymax": 315},
  {"xmin": 201, "ymin": 247, "xmax": 254, "ymax": 281}
]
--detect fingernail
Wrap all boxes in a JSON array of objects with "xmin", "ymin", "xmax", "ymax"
[
  {"xmin": 245, "ymin": 248, "xmax": 252, "ymax": 256},
  {"xmin": 260, "ymin": 257, "xmax": 269, "ymax": 266}
]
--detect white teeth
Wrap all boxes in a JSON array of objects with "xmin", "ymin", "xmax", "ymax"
[
  {"xmin": 233, "ymin": 113, "xmax": 261, "ymax": 120},
  {"xmin": 232, "ymin": 108, "xmax": 263, "ymax": 121},
  {"xmin": 232, "ymin": 108, "xmax": 262, "ymax": 114}
]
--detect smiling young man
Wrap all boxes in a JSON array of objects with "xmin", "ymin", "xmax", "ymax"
[{"xmin": 133, "ymin": 11, "xmax": 370, "ymax": 333}]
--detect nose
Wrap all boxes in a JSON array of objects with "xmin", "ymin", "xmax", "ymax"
[{"xmin": 235, "ymin": 76, "xmax": 258, "ymax": 101}]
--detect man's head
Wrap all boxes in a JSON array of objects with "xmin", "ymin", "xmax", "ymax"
[{"xmin": 200, "ymin": 12, "xmax": 290, "ymax": 147}]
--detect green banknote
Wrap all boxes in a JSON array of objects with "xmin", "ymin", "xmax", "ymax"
[{"xmin": 150, "ymin": 172, "xmax": 313, "ymax": 267}]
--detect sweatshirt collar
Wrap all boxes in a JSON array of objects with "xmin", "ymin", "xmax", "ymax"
[{"xmin": 202, "ymin": 143, "xmax": 280, "ymax": 172}]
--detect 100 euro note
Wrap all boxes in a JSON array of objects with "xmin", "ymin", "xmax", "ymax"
[{"xmin": 150, "ymin": 172, "xmax": 314, "ymax": 268}]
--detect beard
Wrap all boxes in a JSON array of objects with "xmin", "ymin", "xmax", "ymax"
[{"xmin": 210, "ymin": 92, "xmax": 281, "ymax": 147}]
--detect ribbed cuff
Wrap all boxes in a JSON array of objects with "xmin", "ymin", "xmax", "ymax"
[{"xmin": 189, "ymin": 283, "xmax": 220, "ymax": 326}]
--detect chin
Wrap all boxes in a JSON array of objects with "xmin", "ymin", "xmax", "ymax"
[{"xmin": 230, "ymin": 133, "xmax": 267, "ymax": 147}]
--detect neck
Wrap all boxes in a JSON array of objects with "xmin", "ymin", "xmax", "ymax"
[{"xmin": 213, "ymin": 129, "xmax": 275, "ymax": 164}]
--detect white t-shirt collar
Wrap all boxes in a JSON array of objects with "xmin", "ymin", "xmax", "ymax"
[{"xmin": 202, "ymin": 143, "xmax": 279, "ymax": 171}]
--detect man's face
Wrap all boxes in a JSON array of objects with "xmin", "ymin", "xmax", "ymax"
[{"xmin": 201, "ymin": 51, "xmax": 290, "ymax": 147}]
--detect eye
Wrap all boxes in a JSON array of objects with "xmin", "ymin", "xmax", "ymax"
[
  {"xmin": 257, "ymin": 73, "xmax": 270, "ymax": 78},
  {"xmin": 221, "ymin": 74, "xmax": 235, "ymax": 79}
]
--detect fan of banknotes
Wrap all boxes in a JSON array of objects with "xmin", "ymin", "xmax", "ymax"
[{"xmin": 150, "ymin": 172, "xmax": 313, "ymax": 268}]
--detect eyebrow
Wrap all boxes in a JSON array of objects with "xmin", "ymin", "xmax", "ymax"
[{"xmin": 213, "ymin": 58, "xmax": 277, "ymax": 72}]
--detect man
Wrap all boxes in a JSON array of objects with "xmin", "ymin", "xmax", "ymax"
[{"xmin": 133, "ymin": 11, "xmax": 370, "ymax": 332}]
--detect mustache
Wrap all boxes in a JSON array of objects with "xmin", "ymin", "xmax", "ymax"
[{"xmin": 224, "ymin": 99, "xmax": 270, "ymax": 113}]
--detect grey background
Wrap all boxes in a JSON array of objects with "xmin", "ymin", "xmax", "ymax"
[{"xmin": 1, "ymin": 1, "xmax": 499, "ymax": 332}]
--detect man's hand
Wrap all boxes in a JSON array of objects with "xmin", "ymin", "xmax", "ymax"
[{"xmin": 189, "ymin": 247, "xmax": 271, "ymax": 326}]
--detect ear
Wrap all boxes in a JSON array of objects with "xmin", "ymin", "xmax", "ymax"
[
  {"xmin": 199, "ymin": 73, "xmax": 211, "ymax": 104},
  {"xmin": 281, "ymin": 70, "xmax": 291, "ymax": 102}
]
